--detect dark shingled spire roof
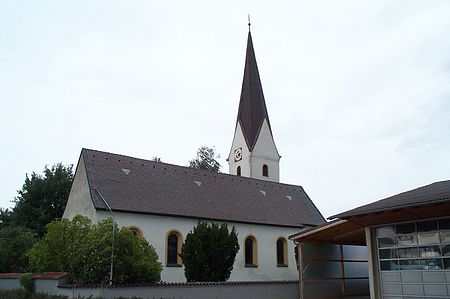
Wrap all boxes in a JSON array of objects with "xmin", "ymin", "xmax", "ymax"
[{"xmin": 237, "ymin": 31, "xmax": 273, "ymax": 151}]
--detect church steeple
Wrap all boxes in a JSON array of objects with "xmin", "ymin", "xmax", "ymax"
[
  {"xmin": 228, "ymin": 27, "xmax": 280, "ymax": 182},
  {"xmin": 237, "ymin": 31, "xmax": 273, "ymax": 151}
]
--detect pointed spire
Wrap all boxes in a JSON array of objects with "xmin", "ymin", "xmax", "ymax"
[{"xmin": 236, "ymin": 29, "xmax": 272, "ymax": 151}]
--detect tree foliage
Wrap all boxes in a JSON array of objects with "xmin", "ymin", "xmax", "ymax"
[
  {"xmin": 28, "ymin": 215, "xmax": 162, "ymax": 284},
  {"xmin": 5, "ymin": 163, "xmax": 74, "ymax": 237},
  {"xmin": 180, "ymin": 221, "xmax": 239, "ymax": 282},
  {"xmin": 0, "ymin": 226, "xmax": 37, "ymax": 273},
  {"xmin": 188, "ymin": 146, "xmax": 221, "ymax": 172}
]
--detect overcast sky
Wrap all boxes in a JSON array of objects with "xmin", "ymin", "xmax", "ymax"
[{"xmin": 1, "ymin": 1, "xmax": 449, "ymax": 218}]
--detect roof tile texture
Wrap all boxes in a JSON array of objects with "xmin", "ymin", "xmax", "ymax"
[
  {"xmin": 332, "ymin": 180, "xmax": 450, "ymax": 219},
  {"xmin": 83, "ymin": 149, "xmax": 325, "ymax": 227}
]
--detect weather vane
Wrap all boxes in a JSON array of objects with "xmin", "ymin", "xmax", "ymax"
[{"xmin": 248, "ymin": 14, "xmax": 251, "ymax": 30}]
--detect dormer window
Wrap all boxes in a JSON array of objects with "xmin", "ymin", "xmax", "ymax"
[
  {"xmin": 237, "ymin": 166, "xmax": 241, "ymax": 176},
  {"xmin": 262, "ymin": 165, "xmax": 268, "ymax": 177}
]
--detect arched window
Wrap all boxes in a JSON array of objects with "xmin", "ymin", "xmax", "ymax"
[
  {"xmin": 245, "ymin": 236, "xmax": 258, "ymax": 267},
  {"xmin": 262, "ymin": 164, "xmax": 269, "ymax": 177},
  {"xmin": 277, "ymin": 238, "xmax": 288, "ymax": 266},
  {"xmin": 237, "ymin": 166, "xmax": 241, "ymax": 176},
  {"xmin": 127, "ymin": 226, "xmax": 143, "ymax": 239},
  {"xmin": 166, "ymin": 230, "xmax": 182, "ymax": 266}
]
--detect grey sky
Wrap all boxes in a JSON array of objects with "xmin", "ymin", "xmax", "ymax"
[{"xmin": 1, "ymin": 1, "xmax": 449, "ymax": 218}]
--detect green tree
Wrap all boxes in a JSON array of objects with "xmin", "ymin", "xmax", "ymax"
[
  {"xmin": 180, "ymin": 221, "xmax": 239, "ymax": 282},
  {"xmin": 28, "ymin": 215, "xmax": 162, "ymax": 284},
  {"xmin": 0, "ymin": 208, "xmax": 13, "ymax": 230},
  {"xmin": 9, "ymin": 163, "xmax": 74, "ymax": 237},
  {"xmin": 188, "ymin": 146, "xmax": 221, "ymax": 172},
  {"xmin": 0, "ymin": 226, "xmax": 37, "ymax": 273}
]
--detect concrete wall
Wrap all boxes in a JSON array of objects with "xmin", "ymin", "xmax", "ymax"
[
  {"xmin": 57, "ymin": 281, "xmax": 299, "ymax": 299},
  {"xmin": 96, "ymin": 210, "xmax": 305, "ymax": 282},
  {"xmin": 0, "ymin": 278, "xmax": 21, "ymax": 290}
]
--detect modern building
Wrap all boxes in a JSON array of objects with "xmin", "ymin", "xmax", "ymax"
[
  {"xmin": 291, "ymin": 180, "xmax": 450, "ymax": 299},
  {"xmin": 63, "ymin": 28, "xmax": 325, "ymax": 282}
]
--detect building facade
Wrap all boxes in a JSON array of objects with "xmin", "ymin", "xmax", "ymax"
[
  {"xmin": 291, "ymin": 180, "xmax": 450, "ymax": 299},
  {"xmin": 63, "ymin": 28, "xmax": 325, "ymax": 282}
]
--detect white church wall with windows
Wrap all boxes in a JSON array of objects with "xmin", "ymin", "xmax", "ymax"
[{"xmin": 95, "ymin": 210, "xmax": 303, "ymax": 282}]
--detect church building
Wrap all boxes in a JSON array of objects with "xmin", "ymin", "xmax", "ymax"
[{"xmin": 63, "ymin": 28, "xmax": 325, "ymax": 282}]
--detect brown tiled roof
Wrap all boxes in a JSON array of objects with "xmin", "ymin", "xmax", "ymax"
[
  {"xmin": 237, "ymin": 31, "xmax": 273, "ymax": 151},
  {"xmin": 331, "ymin": 180, "xmax": 450, "ymax": 219},
  {"xmin": 82, "ymin": 149, "xmax": 325, "ymax": 227}
]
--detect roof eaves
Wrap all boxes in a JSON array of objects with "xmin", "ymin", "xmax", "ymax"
[{"xmin": 330, "ymin": 196, "xmax": 450, "ymax": 220}]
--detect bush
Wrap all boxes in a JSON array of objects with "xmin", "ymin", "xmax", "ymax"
[
  {"xmin": 180, "ymin": 221, "xmax": 239, "ymax": 282},
  {"xmin": 28, "ymin": 215, "xmax": 162, "ymax": 284},
  {"xmin": 0, "ymin": 226, "xmax": 37, "ymax": 272},
  {"xmin": 18, "ymin": 274, "xmax": 34, "ymax": 292}
]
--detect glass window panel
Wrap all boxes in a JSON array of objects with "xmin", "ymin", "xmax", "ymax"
[
  {"xmin": 442, "ymin": 245, "xmax": 450, "ymax": 256},
  {"xmin": 439, "ymin": 218, "xmax": 450, "ymax": 230},
  {"xmin": 344, "ymin": 279, "xmax": 369, "ymax": 295},
  {"xmin": 396, "ymin": 235, "xmax": 417, "ymax": 246},
  {"xmin": 343, "ymin": 245, "xmax": 368, "ymax": 260},
  {"xmin": 398, "ymin": 247, "xmax": 418, "ymax": 258},
  {"xmin": 417, "ymin": 220, "xmax": 438, "ymax": 232},
  {"xmin": 418, "ymin": 232, "xmax": 440, "ymax": 245},
  {"xmin": 443, "ymin": 258, "xmax": 450, "ymax": 269},
  {"xmin": 378, "ymin": 226, "xmax": 395, "ymax": 237},
  {"xmin": 381, "ymin": 260, "xmax": 399, "ymax": 271},
  {"xmin": 399, "ymin": 259, "xmax": 420, "ymax": 270},
  {"xmin": 378, "ymin": 237, "xmax": 396, "ymax": 248},
  {"xmin": 303, "ymin": 280, "xmax": 343, "ymax": 298},
  {"xmin": 380, "ymin": 248, "xmax": 398, "ymax": 259},
  {"xmin": 344, "ymin": 261, "xmax": 368, "ymax": 277},
  {"xmin": 440, "ymin": 231, "xmax": 450, "ymax": 243},
  {"xmin": 303, "ymin": 261, "xmax": 342, "ymax": 279},
  {"xmin": 419, "ymin": 246, "xmax": 441, "ymax": 258},
  {"xmin": 421, "ymin": 258, "xmax": 443, "ymax": 270},
  {"xmin": 302, "ymin": 243, "xmax": 341, "ymax": 260},
  {"xmin": 396, "ymin": 223, "xmax": 415, "ymax": 234}
]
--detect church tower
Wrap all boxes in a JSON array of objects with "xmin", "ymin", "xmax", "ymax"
[{"xmin": 227, "ymin": 27, "xmax": 281, "ymax": 182}]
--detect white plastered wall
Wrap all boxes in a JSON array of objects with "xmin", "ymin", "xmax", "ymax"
[
  {"xmin": 96, "ymin": 211, "xmax": 304, "ymax": 282},
  {"xmin": 228, "ymin": 120, "xmax": 280, "ymax": 182},
  {"xmin": 62, "ymin": 156, "xmax": 96, "ymax": 221},
  {"xmin": 250, "ymin": 119, "xmax": 280, "ymax": 182},
  {"xmin": 228, "ymin": 122, "xmax": 251, "ymax": 177}
]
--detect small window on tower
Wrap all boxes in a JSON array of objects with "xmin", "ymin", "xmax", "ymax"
[
  {"xmin": 262, "ymin": 165, "xmax": 268, "ymax": 177},
  {"xmin": 237, "ymin": 166, "xmax": 241, "ymax": 176}
]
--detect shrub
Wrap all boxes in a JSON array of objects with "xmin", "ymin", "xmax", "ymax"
[
  {"xmin": 28, "ymin": 215, "xmax": 162, "ymax": 284},
  {"xmin": 18, "ymin": 274, "xmax": 34, "ymax": 292},
  {"xmin": 180, "ymin": 221, "xmax": 239, "ymax": 282}
]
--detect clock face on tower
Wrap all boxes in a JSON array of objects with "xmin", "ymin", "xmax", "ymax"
[{"xmin": 234, "ymin": 148, "xmax": 242, "ymax": 162}]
